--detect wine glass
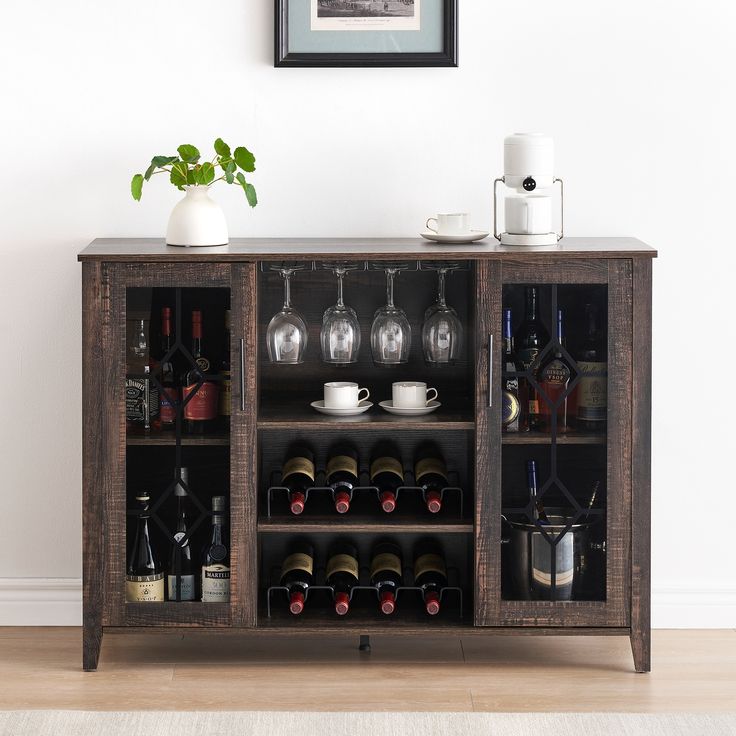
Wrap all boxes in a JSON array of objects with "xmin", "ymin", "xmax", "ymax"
[
  {"xmin": 321, "ymin": 266, "xmax": 361, "ymax": 365},
  {"xmin": 370, "ymin": 267, "xmax": 411, "ymax": 365},
  {"xmin": 266, "ymin": 267, "xmax": 308, "ymax": 364},
  {"xmin": 422, "ymin": 267, "xmax": 463, "ymax": 364}
]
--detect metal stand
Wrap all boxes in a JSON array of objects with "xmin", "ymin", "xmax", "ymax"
[{"xmin": 359, "ymin": 635, "xmax": 371, "ymax": 653}]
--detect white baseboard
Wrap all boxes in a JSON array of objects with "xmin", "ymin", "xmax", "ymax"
[{"xmin": 1, "ymin": 578, "xmax": 734, "ymax": 628}]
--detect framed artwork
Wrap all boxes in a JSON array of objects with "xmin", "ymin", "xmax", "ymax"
[{"xmin": 275, "ymin": 0, "xmax": 458, "ymax": 68}]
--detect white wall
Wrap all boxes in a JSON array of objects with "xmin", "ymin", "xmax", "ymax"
[{"xmin": 0, "ymin": 0, "xmax": 734, "ymax": 627}]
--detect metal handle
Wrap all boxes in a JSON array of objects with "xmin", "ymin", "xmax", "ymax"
[
  {"xmin": 488, "ymin": 334, "xmax": 494, "ymax": 408},
  {"xmin": 554, "ymin": 177, "xmax": 564, "ymax": 241},
  {"xmin": 239, "ymin": 338, "xmax": 245, "ymax": 412},
  {"xmin": 493, "ymin": 178, "xmax": 504, "ymax": 241}
]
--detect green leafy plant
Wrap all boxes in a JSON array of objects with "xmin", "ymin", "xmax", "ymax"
[{"xmin": 131, "ymin": 139, "xmax": 257, "ymax": 207}]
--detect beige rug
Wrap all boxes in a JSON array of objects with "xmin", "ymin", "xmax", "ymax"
[{"xmin": 1, "ymin": 712, "xmax": 735, "ymax": 736}]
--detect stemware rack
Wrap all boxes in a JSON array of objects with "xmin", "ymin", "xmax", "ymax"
[{"xmin": 260, "ymin": 260, "xmax": 472, "ymax": 273}]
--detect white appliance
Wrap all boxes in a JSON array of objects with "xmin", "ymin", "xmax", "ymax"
[{"xmin": 493, "ymin": 133, "xmax": 564, "ymax": 246}]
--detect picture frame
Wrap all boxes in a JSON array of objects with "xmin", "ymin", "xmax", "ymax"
[{"xmin": 275, "ymin": 0, "xmax": 458, "ymax": 68}]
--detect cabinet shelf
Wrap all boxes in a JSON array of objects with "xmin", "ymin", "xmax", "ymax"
[
  {"xmin": 501, "ymin": 433, "xmax": 606, "ymax": 446},
  {"xmin": 126, "ymin": 432, "xmax": 230, "ymax": 447},
  {"xmin": 258, "ymin": 517, "xmax": 473, "ymax": 534}
]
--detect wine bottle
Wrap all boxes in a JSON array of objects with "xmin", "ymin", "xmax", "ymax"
[
  {"xmin": 370, "ymin": 540, "xmax": 403, "ymax": 615},
  {"xmin": 514, "ymin": 287, "xmax": 550, "ymax": 432},
  {"xmin": 575, "ymin": 303, "xmax": 607, "ymax": 432},
  {"xmin": 159, "ymin": 307, "xmax": 178, "ymax": 428},
  {"xmin": 326, "ymin": 443, "xmax": 359, "ymax": 515},
  {"xmin": 527, "ymin": 459, "xmax": 549, "ymax": 524},
  {"xmin": 537, "ymin": 309, "xmax": 574, "ymax": 433},
  {"xmin": 201, "ymin": 495, "xmax": 230, "ymax": 603},
  {"xmin": 167, "ymin": 468, "xmax": 195, "ymax": 601},
  {"xmin": 370, "ymin": 442, "xmax": 404, "ymax": 513},
  {"xmin": 279, "ymin": 540, "xmax": 314, "ymax": 615},
  {"xmin": 125, "ymin": 317, "xmax": 161, "ymax": 433},
  {"xmin": 326, "ymin": 541, "xmax": 360, "ymax": 616},
  {"xmin": 219, "ymin": 309, "xmax": 231, "ymax": 427},
  {"xmin": 126, "ymin": 492, "xmax": 164, "ymax": 602},
  {"xmin": 413, "ymin": 539, "xmax": 448, "ymax": 616},
  {"xmin": 414, "ymin": 444, "xmax": 449, "ymax": 514},
  {"xmin": 282, "ymin": 444, "xmax": 316, "ymax": 516},
  {"xmin": 183, "ymin": 309, "xmax": 220, "ymax": 434},
  {"xmin": 502, "ymin": 307, "xmax": 521, "ymax": 432}
]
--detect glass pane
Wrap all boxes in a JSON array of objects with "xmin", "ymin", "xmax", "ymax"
[
  {"xmin": 124, "ymin": 287, "xmax": 231, "ymax": 605},
  {"xmin": 500, "ymin": 283, "xmax": 607, "ymax": 602}
]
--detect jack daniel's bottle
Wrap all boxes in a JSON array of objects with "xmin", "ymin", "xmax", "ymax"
[
  {"xmin": 126, "ymin": 492, "xmax": 164, "ymax": 602},
  {"xmin": 125, "ymin": 318, "xmax": 160, "ymax": 433}
]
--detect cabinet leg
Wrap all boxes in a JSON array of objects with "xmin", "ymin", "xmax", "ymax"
[
  {"xmin": 83, "ymin": 624, "xmax": 103, "ymax": 672},
  {"xmin": 630, "ymin": 629, "xmax": 650, "ymax": 673},
  {"xmin": 359, "ymin": 635, "xmax": 371, "ymax": 653}
]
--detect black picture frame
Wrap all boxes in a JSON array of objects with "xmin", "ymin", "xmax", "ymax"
[{"xmin": 275, "ymin": 0, "xmax": 458, "ymax": 68}]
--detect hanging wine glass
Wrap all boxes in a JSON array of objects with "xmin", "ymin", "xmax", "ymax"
[
  {"xmin": 266, "ymin": 267, "xmax": 308, "ymax": 364},
  {"xmin": 321, "ymin": 265, "xmax": 361, "ymax": 365},
  {"xmin": 422, "ymin": 267, "xmax": 463, "ymax": 365},
  {"xmin": 370, "ymin": 267, "xmax": 411, "ymax": 365}
]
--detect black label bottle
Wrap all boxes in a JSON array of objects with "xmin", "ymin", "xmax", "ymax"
[
  {"xmin": 282, "ymin": 444, "xmax": 316, "ymax": 516},
  {"xmin": 326, "ymin": 541, "xmax": 360, "ymax": 616},
  {"xmin": 370, "ymin": 540, "xmax": 403, "ymax": 615},
  {"xmin": 125, "ymin": 318, "xmax": 161, "ymax": 433},
  {"xmin": 167, "ymin": 468, "xmax": 195, "ymax": 601},
  {"xmin": 183, "ymin": 309, "xmax": 220, "ymax": 434},
  {"xmin": 414, "ymin": 443, "xmax": 449, "ymax": 514},
  {"xmin": 126, "ymin": 492, "xmax": 164, "ymax": 602},
  {"xmin": 280, "ymin": 540, "xmax": 314, "ymax": 615},
  {"xmin": 370, "ymin": 441, "xmax": 404, "ymax": 514},
  {"xmin": 201, "ymin": 496, "xmax": 230, "ymax": 603},
  {"xmin": 502, "ymin": 307, "xmax": 521, "ymax": 432},
  {"xmin": 413, "ymin": 539, "xmax": 448, "ymax": 616},
  {"xmin": 326, "ymin": 443, "xmax": 359, "ymax": 515},
  {"xmin": 575, "ymin": 303, "xmax": 607, "ymax": 432},
  {"xmin": 537, "ymin": 309, "xmax": 573, "ymax": 433}
]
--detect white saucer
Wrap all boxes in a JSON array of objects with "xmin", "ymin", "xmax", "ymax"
[
  {"xmin": 379, "ymin": 400, "xmax": 441, "ymax": 416},
  {"xmin": 311, "ymin": 400, "xmax": 373, "ymax": 416},
  {"xmin": 420, "ymin": 230, "xmax": 490, "ymax": 244}
]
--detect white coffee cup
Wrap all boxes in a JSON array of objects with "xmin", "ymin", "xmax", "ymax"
[
  {"xmin": 426, "ymin": 213, "xmax": 471, "ymax": 236},
  {"xmin": 324, "ymin": 382, "xmax": 370, "ymax": 409},
  {"xmin": 392, "ymin": 381, "xmax": 439, "ymax": 408},
  {"xmin": 505, "ymin": 195, "xmax": 552, "ymax": 235}
]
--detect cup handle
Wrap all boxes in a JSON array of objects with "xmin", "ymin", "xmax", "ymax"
[
  {"xmin": 358, "ymin": 388, "xmax": 370, "ymax": 404},
  {"xmin": 426, "ymin": 218, "xmax": 439, "ymax": 233},
  {"xmin": 426, "ymin": 388, "xmax": 438, "ymax": 404}
]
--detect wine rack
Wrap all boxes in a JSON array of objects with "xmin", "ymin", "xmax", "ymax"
[{"xmin": 79, "ymin": 237, "xmax": 654, "ymax": 673}]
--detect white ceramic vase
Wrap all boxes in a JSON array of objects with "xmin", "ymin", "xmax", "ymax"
[{"xmin": 166, "ymin": 186, "xmax": 229, "ymax": 247}]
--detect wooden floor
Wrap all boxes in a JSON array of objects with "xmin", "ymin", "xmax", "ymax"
[{"xmin": 0, "ymin": 628, "xmax": 735, "ymax": 712}]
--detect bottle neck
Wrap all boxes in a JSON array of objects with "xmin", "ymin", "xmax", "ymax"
[
  {"xmin": 191, "ymin": 336, "xmax": 202, "ymax": 358},
  {"xmin": 211, "ymin": 516, "xmax": 224, "ymax": 543},
  {"xmin": 503, "ymin": 309, "xmax": 513, "ymax": 353},
  {"xmin": 556, "ymin": 309, "xmax": 565, "ymax": 348},
  {"xmin": 524, "ymin": 289, "xmax": 538, "ymax": 321}
]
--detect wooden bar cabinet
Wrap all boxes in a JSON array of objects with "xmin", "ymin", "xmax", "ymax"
[{"xmin": 78, "ymin": 237, "xmax": 655, "ymax": 672}]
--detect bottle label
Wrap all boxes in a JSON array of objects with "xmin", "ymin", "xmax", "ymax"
[
  {"xmin": 502, "ymin": 390, "xmax": 520, "ymax": 426},
  {"xmin": 326, "ymin": 553, "xmax": 359, "ymax": 580},
  {"xmin": 370, "ymin": 457, "xmax": 404, "ymax": 482},
  {"xmin": 528, "ymin": 398, "xmax": 540, "ymax": 416},
  {"xmin": 577, "ymin": 361, "xmax": 607, "ymax": 420},
  {"xmin": 160, "ymin": 387, "xmax": 178, "ymax": 424},
  {"xmin": 540, "ymin": 359, "xmax": 570, "ymax": 386},
  {"xmin": 219, "ymin": 371, "xmax": 231, "ymax": 417},
  {"xmin": 282, "ymin": 457, "xmax": 315, "ymax": 483},
  {"xmin": 166, "ymin": 574, "xmax": 195, "ymax": 601},
  {"xmin": 196, "ymin": 357, "xmax": 211, "ymax": 373},
  {"xmin": 125, "ymin": 573, "xmax": 164, "ymax": 602},
  {"xmin": 327, "ymin": 454, "xmax": 358, "ymax": 478},
  {"xmin": 125, "ymin": 377, "xmax": 160, "ymax": 422},
  {"xmin": 414, "ymin": 553, "xmax": 446, "ymax": 579},
  {"xmin": 201, "ymin": 565, "xmax": 230, "ymax": 602},
  {"xmin": 370, "ymin": 552, "xmax": 402, "ymax": 579},
  {"xmin": 182, "ymin": 382, "xmax": 219, "ymax": 421},
  {"xmin": 415, "ymin": 458, "xmax": 448, "ymax": 483},
  {"xmin": 282, "ymin": 552, "xmax": 313, "ymax": 577},
  {"xmin": 517, "ymin": 348, "xmax": 539, "ymax": 370}
]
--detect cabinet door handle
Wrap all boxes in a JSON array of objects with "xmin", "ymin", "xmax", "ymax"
[
  {"xmin": 239, "ymin": 338, "xmax": 246, "ymax": 412},
  {"xmin": 488, "ymin": 334, "xmax": 494, "ymax": 408}
]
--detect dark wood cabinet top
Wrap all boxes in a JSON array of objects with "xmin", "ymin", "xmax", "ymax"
[{"xmin": 78, "ymin": 237, "xmax": 657, "ymax": 262}]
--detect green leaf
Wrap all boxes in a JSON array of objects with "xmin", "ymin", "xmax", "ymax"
[
  {"xmin": 143, "ymin": 163, "xmax": 156, "ymax": 181},
  {"xmin": 186, "ymin": 167, "xmax": 197, "ymax": 185},
  {"xmin": 131, "ymin": 174, "xmax": 144, "ymax": 201},
  {"xmin": 151, "ymin": 155, "xmax": 178, "ymax": 168},
  {"xmin": 170, "ymin": 161, "xmax": 189, "ymax": 188},
  {"xmin": 214, "ymin": 138, "xmax": 231, "ymax": 158},
  {"xmin": 225, "ymin": 160, "xmax": 236, "ymax": 184},
  {"xmin": 200, "ymin": 161, "xmax": 215, "ymax": 185},
  {"xmin": 234, "ymin": 146, "xmax": 256, "ymax": 173},
  {"xmin": 236, "ymin": 172, "xmax": 258, "ymax": 207},
  {"xmin": 177, "ymin": 144, "xmax": 200, "ymax": 164}
]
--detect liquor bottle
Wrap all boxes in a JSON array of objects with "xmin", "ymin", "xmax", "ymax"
[
  {"xmin": 413, "ymin": 539, "xmax": 448, "ymax": 616},
  {"xmin": 167, "ymin": 468, "xmax": 195, "ymax": 601},
  {"xmin": 282, "ymin": 444, "xmax": 316, "ymax": 516},
  {"xmin": 159, "ymin": 307, "xmax": 178, "ymax": 428},
  {"xmin": 125, "ymin": 317, "xmax": 161, "ymax": 433},
  {"xmin": 126, "ymin": 492, "xmax": 164, "ymax": 602},
  {"xmin": 514, "ymin": 287, "xmax": 550, "ymax": 432},
  {"xmin": 218, "ymin": 309, "xmax": 231, "ymax": 428},
  {"xmin": 414, "ymin": 444, "xmax": 449, "ymax": 514},
  {"xmin": 183, "ymin": 309, "xmax": 220, "ymax": 434},
  {"xmin": 527, "ymin": 459, "xmax": 549, "ymax": 524},
  {"xmin": 502, "ymin": 307, "xmax": 521, "ymax": 432},
  {"xmin": 370, "ymin": 442, "xmax": 404, "ymax": 514},
  {"xmin": 326, "ymin": 443, "xmax": 359, "ymax": 515},
  {"xmin": 575, "ymin": 303, "xmax": 607, "ymax": 432},
  {"xmin": 325, "ymin": 541, "xmax": 360, "ymax": 616},
  {"xmin": 370, "ymin": 540, "xmax": 403, "ymax": 615},
  {"xmin": 537, "ymin": 309, "xmax": 574, "ymax": 433},
  {"xmin": 201, "ymin": 495, "xmax": 230, "ymax": 603},
  {"xmin": 279, "ymin": 540, "xmax": 314, "ymax": 615}
]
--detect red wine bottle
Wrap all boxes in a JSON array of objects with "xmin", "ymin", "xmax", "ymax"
[
  {"xmin": 413, "ymin": 539, "xmax": 448, "ymax": 616},
  {"xmin": 326, "ymin": 541, "xmax": 360, "ymax": 616},
  {"xmin": 370, "ymin": 540, "xmax": 403, "ymax": 615},
  {"xmin": 282, "ymin": 445, "xmax": 315, "ymax": 516},
  {"xmin": 370, "ymin": 442, "xmax": 404, "ymax": 513},
  {"xmin": 326, "ymin": 443, "xmax": 359, "ymax": 515},
  {"xmin": 158, "ymin": 306, "xmax": 178, "ymax": 427},
  {"xmin": 279, "ymin": 540, "xmax": 314, "ymax": 615},
  {"xmin": 183, "ymin": 310, "xmax": 220, "ymax": 434},
  {"xmin": 219, "ymin": 309, "xmax": 231, "ymax": 428},
  {"xmin": 414, "ymin": 444, "xmax": 449, "ymax": 514}
]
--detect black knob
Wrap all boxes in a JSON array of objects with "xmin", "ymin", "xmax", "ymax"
[{"xmin": 522, "ymin": 176, "xmax": 537, "ymax": 192}]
